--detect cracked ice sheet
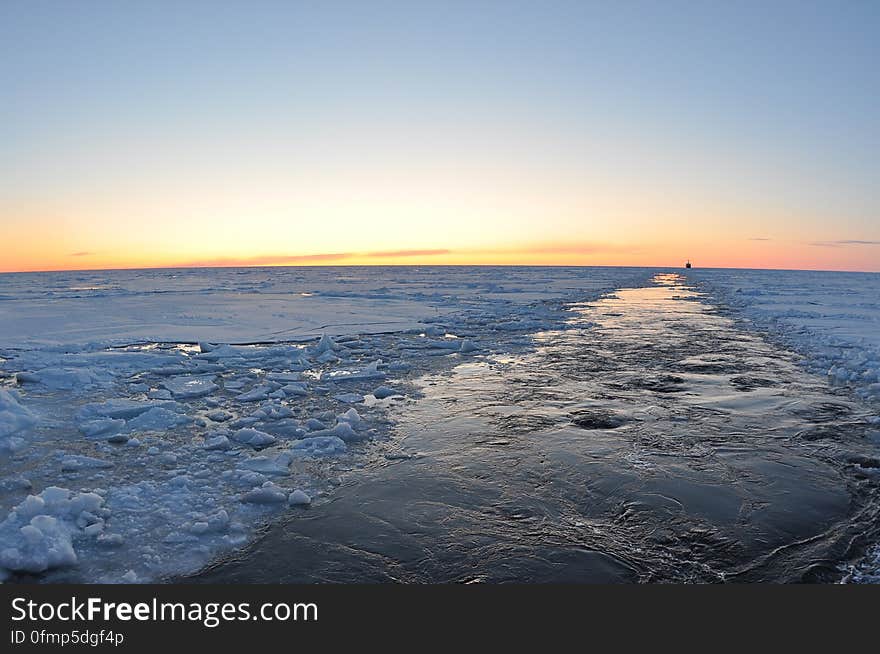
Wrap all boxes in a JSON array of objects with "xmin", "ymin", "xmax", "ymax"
[
  {"xmin": 0, "ymin": 266, "xmax": 653, "ymax": 348},
  {"xmin": 0, "ymin": 266, "xmax": 652, "ymax": 582}
]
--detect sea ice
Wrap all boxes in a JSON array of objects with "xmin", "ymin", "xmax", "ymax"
[
  {"xmin": 203, "ymin": 434, "xmax": 232, "ymax": 450},
  {"xmin": 280, "ymin": 383, "xmax": 308, "ymax": 396},
  {"xmin": 689, "ymin": 269, "xmax": 880, "ymax": 405},
  {"xmin": 315, "ymin": 351, "xmax": 339, "ymax": 364},
  {"xmin": 0, "ymin": 487, "xmax": 106, "ymax": 575},
  {"xmin": 288, "ymin": 490, "xmax": 311, "ymax": 506},
  {"xmin": 236, "ymin": 385, "xmax": 274, "ymax": 402},
  {"xmin": 0, "ymin": 265, "xmax": 651, "ymax": 581},
  {"xmin": 252, "ymin": 403, "xmax": 294, "ymax": 420},
  {"xmin": 237, "ymin": 453, "xmax": 292, "ymax": 476},
  {"xmin": 312, "ymin": 333, "xmax": 338, "ymax": 354},
  {"xmin": 459, "ymin": 339, "xmax": 478, "ymax": 353},
  {"xmin": 61, "ymin": 455, "xmax": 113, "ymax": 472},
  {"xmin": 241, "ymin": 482, "xmax": 288, "ymax": 504},
  {"xmin": 205, "ymin": 409, "xmax": 234, "ymax": 422},
  {"xmin": 231, "ymin": 428, "xmax": 277, "ymax": 448},
  {"xmin": 15, "ymin": 367, "xmax": 110, "ymax": 390},
  {"xmin": 290, "ymin": 435, "xmax": 348, "ymax": 457},
  {"xmin": 304, "ymin": 418, "xmax": 327, "ymax": 431},
  {"xmin": 303, "ymin": 421, "xmax": 363, "ymax": 443},
  {"xmin": 323, "ymin": 360, "xmax": 385, "ymax": 382},
  {"xmin": 0, "ymin": 389, "xmax": 37, "ymax": 445},
  {"xmin": 79, "ymin": 418, "xmax": 125, "ymax": 437},
  {"xmin": 260, "ymin": 419, "xmax": 306, "ymax": 439},
  {"xmin": 162, "ymin": 375, "xmax": 218, "ymax": 399},
  {"xmin": 333, "ymin": 392, "xmax": 364, "ymax": 403},
  {"xmin": 372, "ymin": 385, "xmax": 399, "ymax": 399},
  {"xmin": 267, "ymin": 372, "xmax": 303, "ymax": 382},
  {"xmin": 77, "ymin": 399, "xmax": 182, "ymax": 421},
  {"xmin": 125, "ymin": 407, "xmax": 191, "ymax": 432},
  {"xmin": 337, "ymin": 408, "xmax": 365, "ymax": 429}
]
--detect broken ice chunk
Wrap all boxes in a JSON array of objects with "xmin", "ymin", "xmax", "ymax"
[
  {"xmin": 323, "ymin": 360, "xmax": 385, "ymax": 382},
  {"xmin": 162, "ymin": 375, "xmax": 218, "ymax": 399},
  {"xmin": 316, "ymin": 350, "xmax": 339, "ymax": 364},
  {"xmin": 266, "ymin": 372, "xmax": 303, "ymax": 382},
  {"xmin": 236, "ymin": 385, "xmax": 273, "ymax": 402},
  {"xmin": 290, "ymin": 435, "xmax": 347, "ymax": 458},
  {"xmin": 259, "ymin": 419, "xmax": 306, "ymax": 439},
  {"xmin": 333, "ymin": 392, "xmax": 364, "ymax": 404},
  {"xmin": 280, "ymin": 382, "xmax": 308, "ymax": 397},
  {"xmin": 288, "ymin": 490, "xmax": 311, "ymax": 506},
  {"xmin": 312, "ymin": 333, "xmax": 338, "ymax": 354},
  {"xmin": 77, "ymin": 399, "xmax": 182, "ymax": 421},
  {"xmin": 125, "ymin": 407, "xmax": 191, "ymax": 432},
  {"xmin": 0, "ymin": 486, "xmax": 107, "ymax": 574},
  {"xmin": 205, "ymin": 409, "xmax": 234, "ymax": 422},
  {"xmin": 304, "ymin": 418, "xmax": 327, "ymax": 431},
  {"xmin": 308, "ymin": 421, "xmax": 363, "ymax": 443},
  {"xmin": 337, "ymin": 408, "xmax": 365, "ymax": 429},
  {"xmin": 79, "ymin": 418, "xmax": 125, "ymax": 437},
  {"xmin": 16, "ymin": 367, "xmax": 113, "ymax": 391},
  {"xmin": 231, "ymin": 428, "xmax": 277, "ymax": 448},
  {"xmin": 61, "ymin": 455, "xmax": 113, "ymax": 472},
  {"xmin": 238, "ymin": 453, "xmax": 292, "ymax": 476},
  {"xmin": 241, "ymin": 482, "xmax": 288, "ymax": 504},
  {"xmin": 203, "ymin": 434, "xmax": 232, "ymax": 451},
  {"xmin": 0, "ymin": 389, "xmax": 37, "ymax": 442},
  {"xmin": 372, "ymin": 385, "xmax": 399, "ymax": 399}
]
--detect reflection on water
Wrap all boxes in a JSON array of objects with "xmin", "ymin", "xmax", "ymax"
[{"xmin": 192, "ymin": 274, "xmax": 880, "ymax": 583}]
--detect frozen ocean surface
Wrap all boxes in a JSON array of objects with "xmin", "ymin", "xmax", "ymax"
[
  {"xmin": 1, "ymin": 266, "xmax": 879, "ymax": 583},
  {"xmin": 0, "ymin": 266, "xmax": 650, "ymax": 581},
  {"xmin": 0, "ymin": 266, "xmax": 651, "ymax": 347}
]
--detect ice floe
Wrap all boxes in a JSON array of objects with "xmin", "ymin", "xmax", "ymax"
[
  {"xmin": 162, "ymin": 375, "xmax": 218, "ymax": 399},
  {"xmin": 241, "ymin": 482, "xmax": 288, "ymax": 504},
  {"xmin": 60, "ymin": 455, "xmax": 113, "ymax": 472},
  {"xmin": 372, "ymin": 385, "xmax": 399, "ymax": 399},
  {"xmin": 291, "ymin": 436, "xmax": 348, "ymax": 457},
  {"xmin": 16, "ymin": 367, "xmax": 111, "ymax": 391},
  {"xmin": 288, "ymin": 490, "xmax": 311, "ymax": 506},
  {"xmin": 231, "ymin": 428, "xmax": 277, "ymax": 448}
]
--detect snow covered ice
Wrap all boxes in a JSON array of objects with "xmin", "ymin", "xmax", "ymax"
[
  {"xmin": 0, "ymin": 486, "xmax": 105, "ymax": 574},
  {"xmin": 688, "ymin": 269, "xmax": 880, "ymax": 407},
  {"xmin": 0, "ymin": 389, "xmax": 36, "ymax": 453},
  {"xmin": 163, "ymin": 376, "xmax": 219, "ymax": 399},
  {"xmin": 0, "ymin": 266, "xmax": 649, "ymax": 582}
]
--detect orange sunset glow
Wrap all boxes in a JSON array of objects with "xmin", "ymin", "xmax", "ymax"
[{"xmin": 2, "ymin": 2, "xmax": 878, "ymax": 274}]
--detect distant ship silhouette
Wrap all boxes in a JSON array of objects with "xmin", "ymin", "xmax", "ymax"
[{"xmin": 685, "ymin": 260, "xmax": 692, "ymax": 269}]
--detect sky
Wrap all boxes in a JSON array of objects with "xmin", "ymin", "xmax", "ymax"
[{"xmin": 1, "ymin": 0, "xmax": 878, "ymax": 273}]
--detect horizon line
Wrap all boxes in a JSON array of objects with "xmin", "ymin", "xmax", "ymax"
[{"xmin": 2, "ymin": 262, "xmax": 879, "ymax": 275}]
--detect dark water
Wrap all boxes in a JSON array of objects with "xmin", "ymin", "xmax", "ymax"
[{"xmin": 189, "ymin": 274, "xmax": 880, "ymax": 583}]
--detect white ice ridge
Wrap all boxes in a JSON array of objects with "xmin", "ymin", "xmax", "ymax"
[
  {"xmin": 0, "ymin": 389, "xmax": 37, "ymax": 453},
  {"xmin": 688, "ymin": 268, "xmax": 880, "ymax": 405},
  {"xmin": 0, "ymin": 487, "xmax": 106, "ymax": 576},
  {"xmin": 0, "ymin": 266, "xmax": 651, "ymax": 581}
]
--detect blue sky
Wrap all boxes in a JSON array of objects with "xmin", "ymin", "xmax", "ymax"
[{"xmin": 2, "ymin": 1, "xmax": 878, "ymax": 271}]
